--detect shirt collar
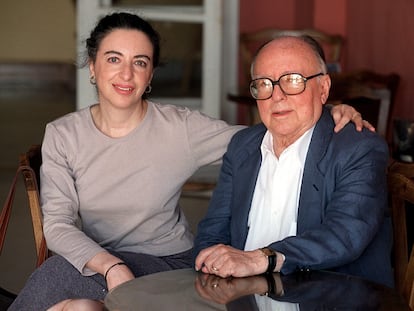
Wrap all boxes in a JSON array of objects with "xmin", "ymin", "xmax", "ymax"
[{"xmin": 261, "ymin": 126, "xmax": 315, "ymax": 163}]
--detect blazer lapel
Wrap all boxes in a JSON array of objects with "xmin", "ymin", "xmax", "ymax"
[
  {"xmin": 231, "ymin": 126, "xmax": 265, "ymax": 249},
  {"xmin": 297, "ymin": 108, "xmax": 334, "ymax": 234},
  {"xmin": 230, "ymin": 109, "xmax": 334, "ymax": 243}
]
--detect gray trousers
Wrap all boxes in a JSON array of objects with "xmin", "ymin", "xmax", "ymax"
[{"xmin": 8, "ymin": 248, "xmax": 193, "ymax": 311}]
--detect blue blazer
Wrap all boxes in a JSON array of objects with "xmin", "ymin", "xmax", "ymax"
[
  {"xmin": 194, "ymin": 107, "xmax": 394, "ymax": 287},
  {"xmin": 226, "ymin": 271, "xmax": 382, "ymax": 310}
]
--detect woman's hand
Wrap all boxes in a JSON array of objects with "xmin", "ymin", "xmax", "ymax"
[
  {"xmin": 87, "ymin": 251, "xmax": 135, "ymax": 291},
  {"xmin": 47, "ymin": 299, "xmax": 104, "ymax": 311},
  {"xmin": 331, "ymin": 104, "xmax": 375, "ymax": 133},
  {"xmin": 46, "ymin": 252, "xmax": 134, "ymax": 310},
  {"xmin": 104, "ymin": 262, "xmax": 135, "ymax": 291}
]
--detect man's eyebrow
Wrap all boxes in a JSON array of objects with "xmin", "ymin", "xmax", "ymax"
[{"xmin": 103, "ymin": 50, "xmax": 151, "ymax": 60}]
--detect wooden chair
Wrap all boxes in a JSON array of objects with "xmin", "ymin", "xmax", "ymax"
[
  {"xmin": 228, "ymin": 28, "xmax": 344, "ymax": 125},
  {"xmin": 388, "ymin": 160, "xmax": 414, "ymax": 308},
  {"xmin": 0, "ymin": 144, "xmax": 48, "ymax": 268},
  {"xmin": 329, "ymin": 70, "xmax": 400, "ymax": 141},
  {"xmin": 405, "ymin": 247, "xmax": 414, "ymax": 310}
]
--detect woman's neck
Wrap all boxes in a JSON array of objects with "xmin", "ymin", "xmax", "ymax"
[{"xmin": 90, "ymin": 101, "xmax": 148, "ymax": 138}]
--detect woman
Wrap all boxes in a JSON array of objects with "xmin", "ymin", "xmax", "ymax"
[{"xmin": 9, "ymin": 12, "xmax": 370, "ymax": 311}]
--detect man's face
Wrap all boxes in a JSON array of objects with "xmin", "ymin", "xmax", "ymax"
[{"xmin": 252, "ymin": 37, "xmax": 331, "ymax": 145}]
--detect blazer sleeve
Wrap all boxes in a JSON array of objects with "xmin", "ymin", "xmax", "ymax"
[
  {"xmin": 192, "ymin": 143, "xmax": 234, "ymax": 259},
  {"xmin": 193, "ymin": 125, "xmax": 264, "ymax": 260},
  {"xmin": 272, "ymin": 128, "xmax": 390, "ymax": 275}
]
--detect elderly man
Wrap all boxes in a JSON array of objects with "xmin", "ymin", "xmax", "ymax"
[{"xmin": 194, "ymin": 35, "xmax": 393, "ymax": 288}]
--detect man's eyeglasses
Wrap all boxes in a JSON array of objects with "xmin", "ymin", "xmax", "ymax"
[{"xmin": 249, "ymin": 72, "xmax": 325, "ymax": 100}]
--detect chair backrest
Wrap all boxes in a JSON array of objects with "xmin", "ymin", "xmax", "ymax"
[
  {"xmin": 0, "ymin": 144, "xmax": 48, "ymax": 268},
  {"xmin": 329, "ymin": 70, "xmax": 400, "ymax": 140},
  {"xmin": 388, "ymin": 160, "xmax": 414, "ymax": 307},
  {"xmin": 405, "ymin": 247, "xmax": 414, "ymax": 310}
]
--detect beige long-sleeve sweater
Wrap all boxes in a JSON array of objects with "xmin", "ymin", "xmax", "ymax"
[{"xmin": 40, "ymin": 101, "xmax": 243, "ymax": 275}]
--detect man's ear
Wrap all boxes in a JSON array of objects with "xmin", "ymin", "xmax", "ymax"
[{"xmin": 320, "ymin": 74, "xmax": 331, "ymax": 104}]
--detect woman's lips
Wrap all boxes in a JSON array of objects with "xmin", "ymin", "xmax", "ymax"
[{"xmin": 113, "ymin": 84, "xmax": 135, "ymax": 94}]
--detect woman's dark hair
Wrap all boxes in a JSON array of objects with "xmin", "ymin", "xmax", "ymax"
[{"xmin": 85, "ymin": 12, "xmax": 161, "ymax": 68}]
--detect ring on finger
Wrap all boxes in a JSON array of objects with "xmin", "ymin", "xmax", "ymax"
[{"xmin": 212, "ymin": 266, "xmax": 219, "ymax": 272}]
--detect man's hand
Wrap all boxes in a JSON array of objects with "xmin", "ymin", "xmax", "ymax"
[
  {"xmin": 195, "ymin": 273, "xmax": 268, "ymax": 304},
  {"xmin": 331, "ymin": 104, "xmax": 375, "ymax": 133},
  {"xmin": 195, "ymin": 244, "xmax": 267, "ymax": 278}
]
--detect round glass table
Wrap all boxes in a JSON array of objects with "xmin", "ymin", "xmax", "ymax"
[{"xmin": 104, "ymin": 268, "xmax": 410, "ymax": 310}]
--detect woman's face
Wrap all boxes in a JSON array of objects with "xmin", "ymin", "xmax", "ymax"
[{"xmin": 89, "ymin": 29, "xmax": 154, "ymax": 109}]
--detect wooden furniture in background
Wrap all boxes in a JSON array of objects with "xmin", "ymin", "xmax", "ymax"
[
  {"xmin": 329, "ymin": 70, "xmax": 400, "ymax": 141},
  {"xmin": 388, "ymin": 160, "xmax": 414, "ymax": 308},
  {"xmin": 405, "ymin": 247, "xmax": 414, "ymax": 310},
  {"xmin": 181, "ymin": 165, "xmax": 219, "ymax": 202},
  {"xmin": 0, "ymin": 144, "xmax": 48, "ymax": 268}
]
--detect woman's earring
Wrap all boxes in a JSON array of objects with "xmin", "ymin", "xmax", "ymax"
[
  {"xmin": 145, "ymin": 85, "xmax": 152, "ymax": 94},
  {"xmin": 90, "ymin": 76, "xmax": 96, "ymax": 85}
]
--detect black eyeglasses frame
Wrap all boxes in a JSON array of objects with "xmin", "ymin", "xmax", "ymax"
[{"xmin": 250, "ymin": 72, "xmax": 325, "ymax": 100}]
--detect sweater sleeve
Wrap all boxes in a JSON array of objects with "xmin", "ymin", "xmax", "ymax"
[
  {"xmin": 185, "ymin": 109, "xmax": 245, "ymax": 167},
  {"xmin": 40, "ymin": 123, "xmax": 105, "ymax": 276}
]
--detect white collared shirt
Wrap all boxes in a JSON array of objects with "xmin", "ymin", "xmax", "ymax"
[
  {"xmin": 244, "ymin": 127, "xmax": 314, "ymax": 251},
  {"xmin": 255, "ymin": 294, "xmax": 300, "ymax": 311}
]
